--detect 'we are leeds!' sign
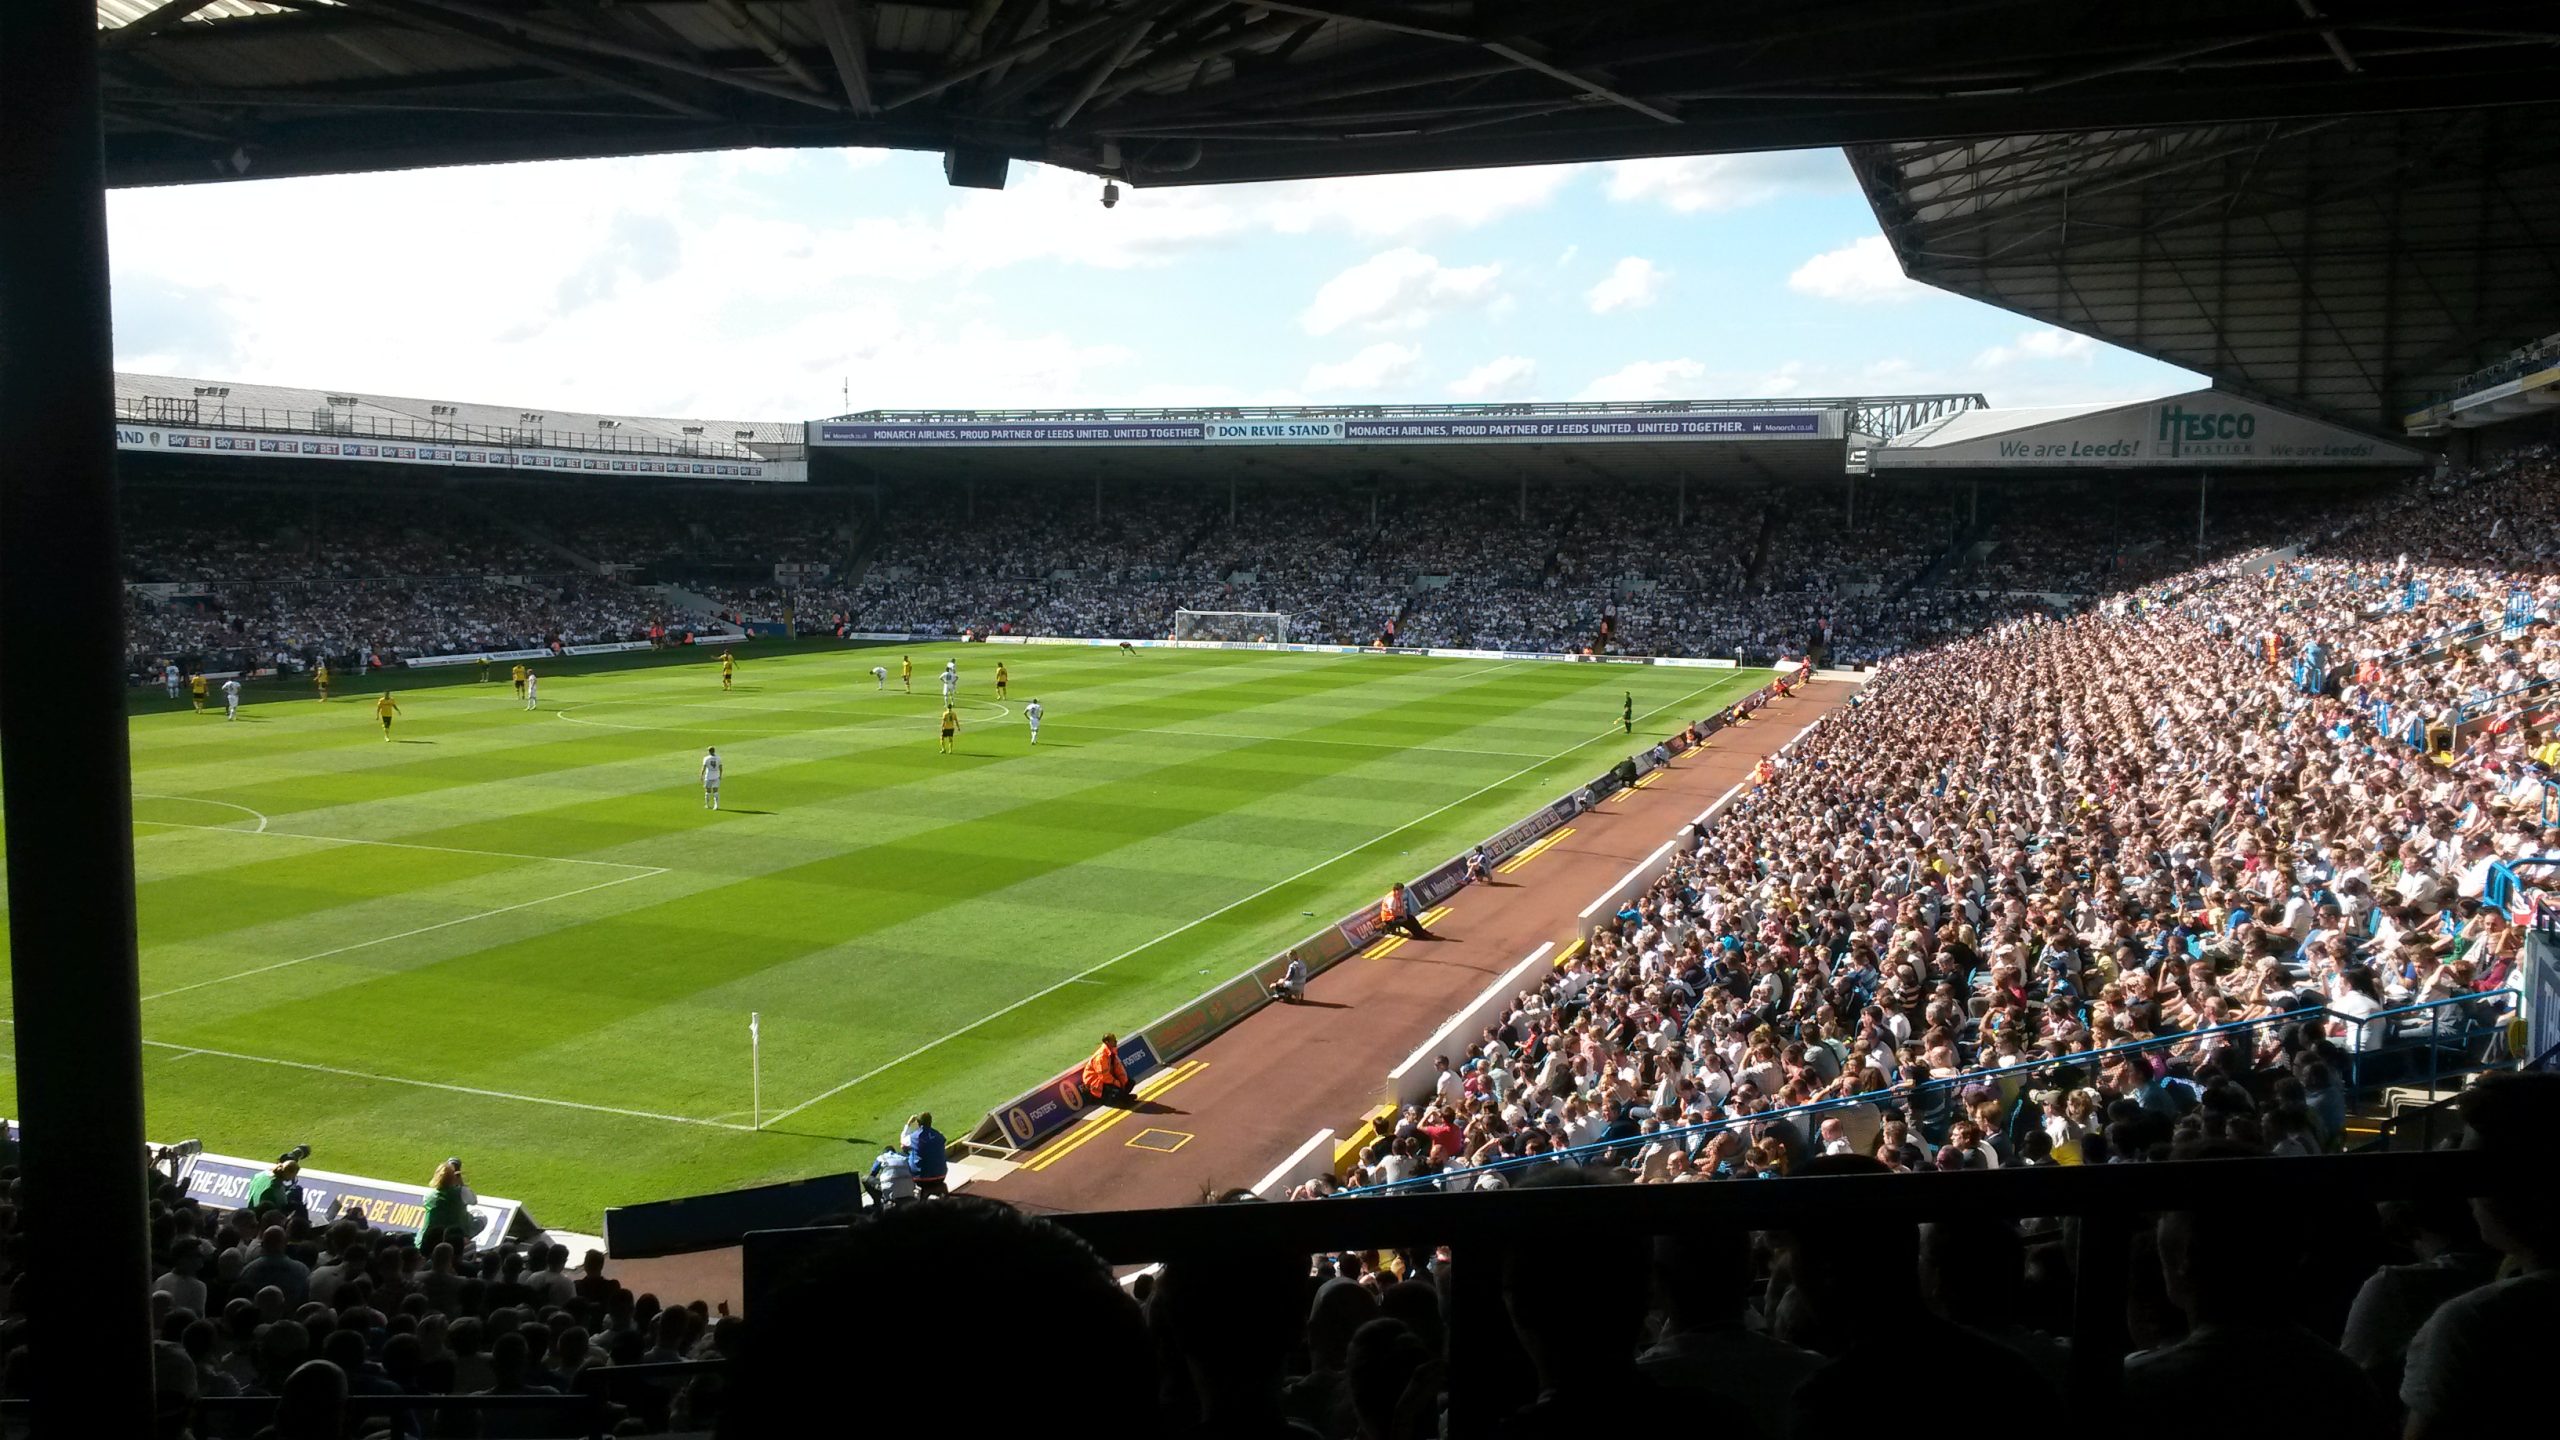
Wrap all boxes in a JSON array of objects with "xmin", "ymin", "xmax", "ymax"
[{"xmin": 813, "ymin": 412, "xmax": 1827, "ymax": 447}]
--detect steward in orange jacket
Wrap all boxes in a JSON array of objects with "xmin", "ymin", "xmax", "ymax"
[
  {"xmin": 1380, "ymin": 884, "xmax": 1434, "ymax": 941},
  {"xmin": 1082, "ymin": 1033, "xmax": 1131, "ymax": 1106}
]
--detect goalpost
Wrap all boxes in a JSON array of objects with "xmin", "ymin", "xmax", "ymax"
[{"xmin": 1172, "ymin": 609, "xmax": 1291, "ymax": 645}]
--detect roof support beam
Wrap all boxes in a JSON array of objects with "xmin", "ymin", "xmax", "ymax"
[
  {"xmin": 1481, "ymin": 40, "xmax": 1680, "ymax": 125},
  {"xmin": 338, "ymin": 0, "xmax": 725, "ymax": 120},
  {"xmin": 1052, "ymin": 9, "xmax": 1164, "ymax": 128},
  {"xmin": 881, "ymin": 4, "xmax": 1131, "ymax": 111},
  {"xmin": 99, "ymin": 0, "xmax": 231, "ymax": 50},
  {"xmin": 367, "ymin": 0, "xmax": 845, "ymax": 112},
  {"xmin": 704, "ymin": 0, "xmax": 831, "ymax": 98},
  {"xmin": 812, "ymin": 0, "xmax": 879, "ymax": 113}
]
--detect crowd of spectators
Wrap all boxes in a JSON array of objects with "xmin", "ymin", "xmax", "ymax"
[
  {"xmin": 120, "ymin": 481, "xmax": 846, "ymax": 676},
  {"xmin": 1331, "ymin": 449, "xmax": 2560, "ymax": 1215},
  {"xmin": 104, "ymin": 1151, "xmax": 742, "ymax": 1439},
  {"xmin": 476, "ymin": 487, "xmax": 850, "ymax": 572},
  {"xmin": 121, "ymin": 488, "xmax": 558, "ymax": 584}
]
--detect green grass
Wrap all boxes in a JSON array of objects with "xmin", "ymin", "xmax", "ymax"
[{"xmin": 1, "ymin": 644, "xmax": 1768, "ymax": 1227}]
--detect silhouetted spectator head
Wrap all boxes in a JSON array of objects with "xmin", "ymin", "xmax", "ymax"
[
  {"xmin": 2455, "ymin": 1070, "xmax": 2560, "ymax": 1265},
  {"xmin": 749, "ymin": 1198, "xmax": 1144, "ymax": 1438},
  {"xmin": 272, "ymin": 1358, "xmax": 346, "ymax": 1440}
]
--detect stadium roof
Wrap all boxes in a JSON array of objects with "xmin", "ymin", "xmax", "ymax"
[
  {"xmin": 1871, "ymin": 387, "xmax": 2428, "ymax": 472},
  {"xmin": 88, "ymin": 2, "xmax": 2560, "ymax": 190},
  {"xmin": 1853, "ymin": 105, "xmax": 2560, "ymax": 434},
  {"xmin": 116, "ymin": 370, "xmax": 803, "ymax": 458}
]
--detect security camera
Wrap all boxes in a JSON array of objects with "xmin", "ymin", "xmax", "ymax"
[{"xmin": 1101, "ymin": 180, "xmax": 1121, "ymax": 209}]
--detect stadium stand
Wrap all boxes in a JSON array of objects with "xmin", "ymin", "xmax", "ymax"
[{"xmin": 88, "ymin": 442, "xmax": 2560, "ymax": 1440}]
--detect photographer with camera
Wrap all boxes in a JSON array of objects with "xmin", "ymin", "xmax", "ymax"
[{"xmin": 245, "ymin": 1145, "xmax": 312, "ymax": 1229}]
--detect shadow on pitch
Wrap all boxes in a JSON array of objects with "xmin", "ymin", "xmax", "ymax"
[
  {"xmin": 719, "ymin": 808, "xmax": 775, "ymax": 816},
  {"xmin": 394, "ymin": 739, "xmax": 436, "ymax": 744}
]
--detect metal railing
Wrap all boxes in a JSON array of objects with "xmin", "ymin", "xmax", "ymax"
[
  {"xmin": 116, "ymin": 397, "xmax": 781, "ymax": 462},
  {"xmin": 1336, "ymin": 989, "xmax": 2514, "ymax": 1198}
]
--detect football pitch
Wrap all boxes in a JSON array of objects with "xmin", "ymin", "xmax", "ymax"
[{"xmin": 0, "ymin": 644, "xmax": 1770, "ymax": 1226}]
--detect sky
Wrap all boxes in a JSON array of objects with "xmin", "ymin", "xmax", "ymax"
[{"xmin": 104, "ymin": 145, "xmax": 2201, "ymax": 422}]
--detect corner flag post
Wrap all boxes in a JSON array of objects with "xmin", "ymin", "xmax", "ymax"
[{"xmin": 750, "ymin": 1012, "xmax": 761, "ymax": 1130}]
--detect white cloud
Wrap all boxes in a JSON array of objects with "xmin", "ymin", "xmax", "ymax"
[
  {"xmin": 1259, "ymin": 164, "xmax": 1576, "ymax": 239},
  {"xmin": 1556, "ymin": 245, "xmax": 1579, "ymax": 268},
  {"xmin": 1446, "ymin": 355, "xmax": 1537, "ymax": 400},
  {"xmin": 1586, "ymin": 257, "xmax": 1668, "ymax": 315},
  {"xmin": 1605, "ymin": 151, "xmax": 1848, "ymax": 213},
  {"xmin": 1301, "ymin": 248, "xmax": 1503, "ymax": 336},
  {"xmin": 1305, "ymin": 342, "xmax": 1423, "ymax": 396},
  {"xmin": 1974, "ymin": 327, "xmax": 2101, "ymax": 368},
  {"xmin": 1576, "ymin": 358, "xmax": 1706, "ymax": 403},
  {"xmin": 1786, "ymin": 236, "xmax": 1924, "ymax": 304}
]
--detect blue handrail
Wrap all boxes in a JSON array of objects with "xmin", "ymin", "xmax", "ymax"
[{"xmin": 1338, "ymin": 987, "xmax": 2515, "ymax": 1195}]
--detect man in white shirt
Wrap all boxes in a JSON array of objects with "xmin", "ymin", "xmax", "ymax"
[
  {"xmin": 700, "ymin": 747, "xmax": 722, "ymax": 810},
  {"xmin": 1025, "ymin": 698, "xmax": 1044, "ymax": 744},
  {"xmin": 870, "ymin": 665, "xmax": 888, "ymax": 690},
  {"xmin": 163, "ymin": 662, "xmax": 181, "ymax": 699},
  {"xmin": 221, "ymin": 678, "xmax": 242, "ymax": 721},
  {"xmin": 940, "ymin": 660, "xmax": 957, "ymax": 702},
  {"xmin": 523, "ymin": 672, "xmax": 539, "ymax": 710}
]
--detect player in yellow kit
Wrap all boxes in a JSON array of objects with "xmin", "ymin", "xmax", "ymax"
[
  {"xmin": 314, "ymin": 661, "xmax": 331, "ymax": 702},
  {"xmin": 511, "ymin": 663, "xmax": 527, "ymax": 698},
  {"xmin": 939, "ymin": 704, "xmax": 959, "ymax": 754},
  {"xmin": 374, "ymin": 691, "xmax": 401, "ymax": 740},
  {"xmin": 900, "ymin": 655, "xmax": 913, "ymax": 693},
  {"xmin": 188, "ymin": 673, "xmax": 208, "ymax": 713},
  {"xmin": 720, "ymin": 650, "xmax": 736, "ymax": 691},
  {"xmin": 994, "ymin": 662, "xmax": 1009, "ymax": 698}
]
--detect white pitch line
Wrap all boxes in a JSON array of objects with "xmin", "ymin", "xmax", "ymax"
[
  {"xmin": 1252, "ymin": 1127, "xmax": 1339, "ymax": 1196},
  {"xmin": 134, "ymin": 793, "xmax": 270, "ymax": 833},
  {"xmin": 762, "ymin": 674, "xmax": 1741, "ymax": 1128},
  {"xmin": 132, "ymin": 818, "xmax": 661, "ymax": 872},
  {"xmin": 139, "ymin": 866, "xmax": 668, "ymax": 1004},
  {"xmin": 137, "ymin": 1035, "xmax": 750, "ymax": 1131}
]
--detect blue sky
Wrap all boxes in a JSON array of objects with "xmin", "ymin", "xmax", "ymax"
[{"xmin": 104, "ymin": 146, "xmax": 2200, "ymax": 421}]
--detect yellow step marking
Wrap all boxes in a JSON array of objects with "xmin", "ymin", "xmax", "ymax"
[
  {"xmin": 1497, "ymin": 826, "xmax": 1576, "ymax": 874},
  {"xmin": 1024, "ymin": 1061, "xmax": 1204, "ymax": 1172}
]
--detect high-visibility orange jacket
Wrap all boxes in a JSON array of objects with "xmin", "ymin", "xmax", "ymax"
[
  {"xmin": 1379, "ymin": 888, "xmax": 1403, "ymax": 923},
  {"xmin": 1082, "ymin": 1042, "xmax": 1127, "ymax": 1096}
]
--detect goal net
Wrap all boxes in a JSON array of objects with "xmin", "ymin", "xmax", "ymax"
[{"xmin": 1172, "ymin": 609, "xmax": 1290, "ymax": 645}]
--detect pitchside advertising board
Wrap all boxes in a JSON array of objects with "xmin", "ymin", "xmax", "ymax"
[
  {"xmin": 1871, "ymin": 390, "xmax": 2425, "ymax": 470},
  {"xmin": 177, "ymin": 1152, "xmax": 525, "ymax": 1245},
  {"xmin": 115, "ymin": 425, "xmax": 791, "ymax": 480},
  {"xmin": 814, "ymin": 411, "xmax": 1835, "ymax": 447},
  {"xmin": 983, "ymin": 1035, "xmax": 1162, "ymax": 1152}
]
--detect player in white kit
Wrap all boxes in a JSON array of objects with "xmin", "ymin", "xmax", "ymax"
[
  {"xmin": 163, "ymin": 662, "xmax": 181, "ymax": 699},
  {"xmin": 940, "ymin": 660, "xmax": 957, "ymax": 702},
  {"xmin": 871, "ymin": 665, "xmax": 888, "ymax": 690},
  {"xmin": 1025, "ymin": 698, "xmax": 1044, "ymax": 744},
  {"xmin": 221, "ymin": 678, "xmax": 241, "ymax": 720},
  {"xmin": 523, "ymin": 672, "xmax": 539, "ymax": 709},
  {"xmin": 701, "ymin": 746, "xmax": 722, "ymax": 809}
]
